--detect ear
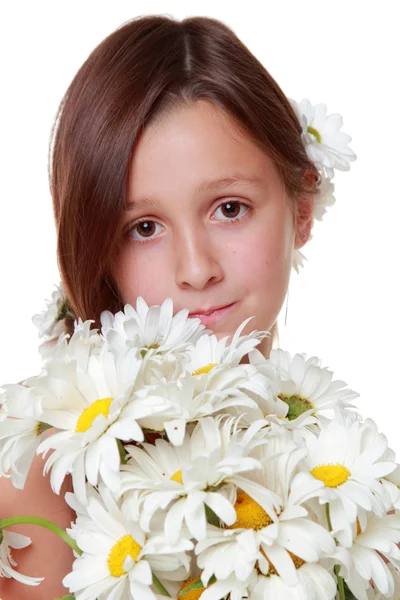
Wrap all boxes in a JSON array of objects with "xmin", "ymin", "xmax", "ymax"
[{"xmin": 293, "ymin": 172, "xmax": 316, "ymax": 250}]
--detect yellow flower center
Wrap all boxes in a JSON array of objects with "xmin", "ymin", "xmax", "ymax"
[
  {"xmin": 307, "ymin": 125, "xmax": 322, "ymax": 143},
  {"xmin": 259, "ymin": 547, "xmax": 305, "ymax": 576},
  {"xmin": 192, "ymin": 363, "xmax": 217, "ymax": 376},
  {"xmin": 107, "ymin": 534, "xmax": 142, "ymax": 577},
  {"xmin": 179, "ymin": 576, "xmax": 206, "ymax": 600},
  {"xmin": 310, "ymin": 464, "xmax": 351, "ymax": 487},
  {"xmin": 140, "ymin": 343, "xmax": 160, "ymax": 358},
  {"xmin": 170, "ymin": 469, "xmax": 183, "ymax": 484},
  {"xmin": 75, "ymin": 397, "xmax": 113, "ymax": 433},
  {"xmin": 227, "ymin": 490, "xmax": 274, "ymax": 530}
]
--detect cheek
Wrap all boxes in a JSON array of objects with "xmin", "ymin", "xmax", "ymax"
[
  {"xmin": 113, "ymin": 248, "xmax": 171, "ymax": 307},
  {"xmin": 227, "ymin": 221, "xmax": 292, "ymax": 294}
]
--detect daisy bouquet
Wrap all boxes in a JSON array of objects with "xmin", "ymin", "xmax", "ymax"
[{"xmin": 1, "ymin": 290, "xmax": 400, "ymax": 600}]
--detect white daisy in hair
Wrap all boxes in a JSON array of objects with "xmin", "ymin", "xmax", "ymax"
[
  {"xmin": 249, "ymin": 347, "xmax": 360, "ymax": 423},
  {"xmin": 195, "ymin": 442, "xmax": 335, "ymax": 590},
  {"xmin": 63, "ymin": 483, "xmax": 193, "ymax": 600},
  {"xmin": 100, "ymin": 296, "xmax": 209, "ymax": 357},
  {"xmin": 291, "ymin": 246, "xmax": 308, "ymax": 274},
  {"xmin": 313, "ymin": 174, "xmax": 336, "ymax": 222},
  {"xmin": 31, "ymin": 342, "xmax": 171, "ymax": 504},
  {"xmin": 289, "ymin": 97, "xmax": 357, "ymax": 177},
  {"xmin": 298, "ymin": 414, "xmax": 397, "ymax": 535},
  {"xmin": 119, "ymin": 415, "xmax": 274, "ymax": 543},
  {"xmin": 0, "ymin": 529, "xmax": 44, "ymax": 586}
]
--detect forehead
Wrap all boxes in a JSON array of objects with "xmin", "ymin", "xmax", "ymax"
[{"xmin": 126, "ymin": 100, "xmax": 281, "ymax": 203}]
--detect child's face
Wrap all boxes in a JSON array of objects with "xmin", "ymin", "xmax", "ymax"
[{"xmin": 112, "ymin": 100, "xmax": 305, "ymax": 355}]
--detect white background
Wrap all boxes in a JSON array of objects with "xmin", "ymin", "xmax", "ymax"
[{"xmin": 0, "ymin": 2, "xmax": 399, "ymax": 450}]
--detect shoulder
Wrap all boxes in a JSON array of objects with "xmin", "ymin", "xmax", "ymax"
[{"xmin": 0, "ymin": 453, "xmax": 76, "ymax": 599}]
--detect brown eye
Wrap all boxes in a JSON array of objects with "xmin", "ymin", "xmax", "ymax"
[
  {"xmin": 221, "ymin": 202, "xmax": 241, "ymax": 218},
  {"xmin": 213, "ymin": 200, "xmax": 249, "ymax": 222},
  {"xmin": 136, "ymin": 221, "xmax": 156, "ymax": 237},
  {"xmin": 126, "ymin": 219, "xmax": 163, "ymax": 243}
]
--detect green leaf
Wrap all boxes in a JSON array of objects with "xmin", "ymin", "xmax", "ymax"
[
  {"xmin": 343, "ymin": 581, "xmax": 357, "ymax": 600},
  {"xmin": 117, "ymin": 439, "xmax": 128, "ymax": 464},
  {"xmin": 152, "ymin": 572, "xmax": 171, "ymax": 597},
  {"xmin": 205, "ymin": 504, "xmax": 222, "ymax": 527},
  {"xmin": 54, "ymin": 596, "xmax": 75, "ymax": 600}
]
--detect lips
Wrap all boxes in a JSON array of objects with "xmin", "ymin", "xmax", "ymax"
[
  {"xmin": 188, "ymin": 302, "xmax": 236, "ymax": 325},
  {"xmin": 189, "ymin": 303, "xmax": 234, "ymax": 316}
]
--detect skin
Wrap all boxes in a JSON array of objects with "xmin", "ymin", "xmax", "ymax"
[{"xmin": 113, "ymin": 99, "xmax": 314, "ymax": 358}]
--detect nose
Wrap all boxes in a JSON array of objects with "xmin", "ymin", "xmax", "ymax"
[{"xmin": 174, "ymin": 222, "xmax": 224, "ymax": 290}]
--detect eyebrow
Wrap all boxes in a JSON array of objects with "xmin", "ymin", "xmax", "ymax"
[{"xmin": 124, "ymin": 174, "xmax": 263, "ymax": 211}]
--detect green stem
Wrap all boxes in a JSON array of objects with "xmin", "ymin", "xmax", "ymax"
[
  {"xmin": 325, "ymin": 503, "xmax": 333, "ymax": 531},
  {"xmin": 325, "ymin": 505, "xmax": 345, "ymax": 600},
  {"xmin": 152, "ymin": 572, "xmax": 171, "ymax": 597},
  {"xmin": 335, "ymin": 564, "xmax": 346, "ymax": 600},
  {"xmin": 0, "ymin": 516, "xmax": 82, "ymax": 555}
]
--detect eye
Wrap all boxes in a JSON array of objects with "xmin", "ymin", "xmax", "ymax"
[
  {"xmin": 125, "ymin": 219, "xmax": 163, "ymax": 243},
  {"xmin": 212, "ymin": 200, "xmax": 250, "ymax": 222},
  {"xmin": 125, "ymin": 199, "xmax": 251, "ymax": 244}
]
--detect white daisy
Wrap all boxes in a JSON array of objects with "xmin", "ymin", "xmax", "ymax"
[
  {"xmin": 248, "ymin": 563, "xmax": 337, "ymax": 600},
  {"xmin": 35, "ymin": 316, "xmax": 103, "ymax": 369},
  {"xmin": 379, "ymin": 463, "xmax": 400, "ymax": 510},
  {"xmin": 0, "ymin": 528, "xmax": 43, "ymax": 586},
  {"xmin": 184, "ymin": 317, "xmax": 267, "ymax": 374},
  {"xmin": 253, "ymin": 347, "xmax": 360, "ymax": 423},
  {"xmin": 100, "ymin": 297, "xmax": 208, "ymax": 357},
  {"xmin": 338, "ymin": 509, "xmax": 400, "ymax": 597},
  {"xmin": 119, "ymin": 415, "xmax": 272, "ymax": 542},
  {"xmin": 32, "ymin": 343, "xmax": 167, "ymax": 503},
  {"xmin": 31, "ymin": 281, "xmax": 72, "ymax": 339},
  {"xmin": 289, "ymin": 97, "xmax": 357, "ymax": 176},
  {"xmin": 132, "ymin": 365, "xmax": 262, "ymax": 446},
  {"xmin": 298, "ymin": 415, "xmax": 397, "ymax": 534},
  {"xmin": 0, "ymin": 415, "xmax": 52, "ymax": 489},
  {"xmin": 195, "ymin": 443, "xmax": 335, "ymax": 588},
  {"xmin": 31, "ymin": 282, "xmax": 76, "ymax": 362},
  {"xmin": 292, "ymin": 247, "xmax": 308, "ymax": 274},
  {"xmin": 178, "ymin": 570, "xmax": 256, "ymax": 600},
  {"xmin": 313, "ymin": 174, "xmax": 336, "ymax": 222},
  {"xmin": 0, "ymin": 381, "xmax": 54, "ymax": 488},
  {"xmin": 63, "ymin": 485, "xmax": 192, "ymax": 600},
  {"xmin": 366, "ymin": 563, "xmax": 400, "ymax": 599}
]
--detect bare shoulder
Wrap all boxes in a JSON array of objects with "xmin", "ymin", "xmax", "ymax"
[{"xmin": 0, "ymin": 453, "xmax": 76, "ymax": 600}]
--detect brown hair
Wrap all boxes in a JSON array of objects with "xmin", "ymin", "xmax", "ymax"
[{"xmin": 49, "ymin": 14, "xmax": 320, "ymax": 349}]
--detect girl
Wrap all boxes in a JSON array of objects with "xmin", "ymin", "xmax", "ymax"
[{"xmin": 0, "ymin": 13, "xmax": 317, "ymax": 599}]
